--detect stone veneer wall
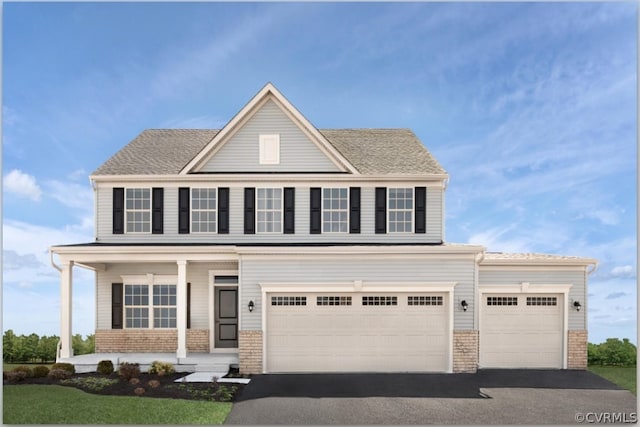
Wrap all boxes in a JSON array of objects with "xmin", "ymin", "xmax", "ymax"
[
  {"xmin": 95, "ymin": 329, "xmax": 210, "ymax": 353},
  {"xmin": 239, "ymin": 330, "xmax": 263, "ymax": 374},
  {"xmin": 567, "ymin": 330, "xmax": 588, "ymax": 369},
  {"xmin": 453, "ymin": 330, "xmax": 478, "ymax": 373}
]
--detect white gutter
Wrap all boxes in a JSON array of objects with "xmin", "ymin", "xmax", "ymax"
[{"xmin": 50, "ymin": 250, "xmax": 62, "ymax": 272}]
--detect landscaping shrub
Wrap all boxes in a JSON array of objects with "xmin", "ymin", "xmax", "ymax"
[
  {"xmin": 5, "ymin": 371, "xmax": 27, "ymax": 383},
  {"xmin": 47, "ymin": 368, "xmax": 72, "ymax": 380},
  {"xmin": 147, "ymin": 379, "xmax": 161, "ymax": 388},
  {"xmin": 51, "ymin": 363, "xmax": 75, "ymax": 374},
  {"xmin": 589, "ymin": 338, "xmax": 637, "ymax": 366},
  {"xmin": 97, "ymin": 360, "xmax": 114, "ymax": 375},
  {"xmin": 61, "ymin": 376, "xmax": 118, "ymax": 391},
  {"xmin": 32, "ymin": 365, "xmax": 50, "ymax": 378},
  {"xmin": 12, "ymin": 365, "xmax": 33, "ymax": 377},
  {"xmin": 149, "ymin": 360, "xmax": 175, "ymax": 377},
  {"xmin": 129, "ymin": 378, "xmax": 140, "ymax": 385},
  {"xmin": 134, "ymin": 387, "xmax": 146, "ymax": 396},
  {"xmin": 118, "ymin": 362, "xmax": 140, "ymax": 381}
]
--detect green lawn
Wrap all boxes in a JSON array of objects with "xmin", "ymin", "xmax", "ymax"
[
  {"xmin": 3, "ymin": 385, "xmax": 232, "ymax": 424},
  {"xmin": 589, "ymin": 366, "xmax": 636, "ymax": 395}
]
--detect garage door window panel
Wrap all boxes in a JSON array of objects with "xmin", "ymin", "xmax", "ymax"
[
  {"xmin": 271, "ymin": 296, "xmax": 306, "ymax": 306},
  {"xmin": 487, "ymin": 296, "xmax": 518, "ymax": 306},
  {"xmin": 362, "ymin": 296, "xmax": 397, "ymax": 306},
  {"xmin": 317, "ymin": 296, "xmax": 352, "ymax": 306},
  {"xmin": 408, "ymin": 296, "xmax": 443, "ymax": 306},
  {"xmin": 527, "ymin": 296, "xmax": 557, "ymax": 306}
]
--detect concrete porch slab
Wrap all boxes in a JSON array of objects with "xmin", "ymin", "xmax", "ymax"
[{"xmin": 174, "ymin": 372, "xmax": 251, "ymax": 384}]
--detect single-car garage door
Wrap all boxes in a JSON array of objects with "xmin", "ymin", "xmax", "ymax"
[
  {"xmin": 266, "ymin": 292, "xmax": 449, "ymax": 372},
  {"xmin": 480, "ymin": 294, "xmax": 563, "ymax": 368}
]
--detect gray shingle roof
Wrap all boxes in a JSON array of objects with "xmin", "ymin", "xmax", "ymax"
[{"xmin": 92, "ymin": 128, "xmax": 446, "ymax": 176}]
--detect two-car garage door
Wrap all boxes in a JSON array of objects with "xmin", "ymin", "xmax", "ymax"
[
  {"xmin": 266, "ymin": 292, "xmax": 449, "ymax": 373},
  {"xmin": 480, "ymin": 293, "xmax": 563, "ymax": 369}
]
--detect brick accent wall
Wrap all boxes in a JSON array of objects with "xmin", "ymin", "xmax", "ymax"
[
  {"xmin": 568, "ymin": 330, "xmax": 588, "ymax": 370},
  {"xmin": 453, "ymin": 330, "xmax": 478, "ymax": 373},
  {"xmin": 239, "ymin": 330, "xmax": 263, "ymax": 374},
  {"xmin": 95, "ymin": 329, "xmax": 209, "ymax": 353}
]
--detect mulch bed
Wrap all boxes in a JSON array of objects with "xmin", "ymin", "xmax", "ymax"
[{"xmin": 4, "ymin": 372, "xmax": 247, "ymax": 402}]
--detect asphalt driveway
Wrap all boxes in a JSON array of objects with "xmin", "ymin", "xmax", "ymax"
[{"xmin": 226, "ymin": 370, "xmax": 637, "ymax": 424}]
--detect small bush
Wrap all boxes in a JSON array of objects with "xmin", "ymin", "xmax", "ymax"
[
  {"xmin": 214, "ymin": 385, "xmax": 237, "ymax": 402},
  {"xmin": 51, "ymin": 363, "xmax": 75, "ymax": 374},
  {"xmin": 97, "ymin": 360, "xmax": 114, "ymax": 375},
  {"xmin": 149, "ymin": 360, "xmax": 175, "ymax": 377},
  {"xmin": 5, "ymin": 371, "xmax": 27, "ymax": 383},
  {"xmin": 48, "ymin": 368, "xmax": 72, "ymax": 380},
  {"xmin": 134, "ymin": 387, "xmax": 146, "ymax": 396},
  {"xmin": 32, "ymin": 365, "xmax": 50, "ymax": 378},
  {"xmin": 118, "ymin": 362, "xmax": 140, "ymax": 381},
  {"xmin": 61, "ymin": 376, "xmax": 118, "ymax": 391},
  {"xmin": 129, "ymin": 377, "xmax": 140, "ymax": 385},
  {"xmin": 12, "ymin": 365, "xmax": 33, "ymax": 377},
  {"xmin": 147, "ymin": 379, "xmax": 161, "ymax": 388}
]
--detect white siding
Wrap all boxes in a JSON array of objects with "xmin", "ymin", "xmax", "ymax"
[
  {"xmin": 200, "ymin": 100, "xmax": 342, "ymax": 173},
  {"xmin": 240, "ymin": 256, "xmax": 475, "ymax": 332},
  {"xmin": 479, "ymin": 268, "xmax": 587, "ymax": 330},
  {"xmin": 96, "ymin": 184, "xmax": 445, "ymax": 244},
  {"xmin": 95, "ymin": 262, "xmax": 237, "ymax": 330}
]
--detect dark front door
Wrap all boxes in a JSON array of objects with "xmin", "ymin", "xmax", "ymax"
[{"xmin": 214, "ymin": 287, "xmax": 238, "ymax": 348}]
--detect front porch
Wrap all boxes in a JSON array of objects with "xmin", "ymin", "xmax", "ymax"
[{"xmin": 58, "ymin": 352, "xmax": 239, "ymax": 374}]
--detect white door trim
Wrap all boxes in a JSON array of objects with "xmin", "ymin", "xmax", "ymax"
[
  {"xmin": 259, "ymin": 281, "xmax": 458, "ymax": 373},
  {"xmin": 478, "ymin": 283, "xmax": 572, "ymax": 369},
  {"xmin": 208, "ymin": 270, "xmax": 239, "ymax": 353}
]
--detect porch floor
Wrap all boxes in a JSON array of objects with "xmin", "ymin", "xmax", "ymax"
[{"xmin": 58, "ymin": 352, "xmax": 239, "ymax": 374}]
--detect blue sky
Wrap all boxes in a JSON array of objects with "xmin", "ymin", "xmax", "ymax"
[{"xmin": 2, "ymin": 2, "xmax": 637, "ymax": 344}]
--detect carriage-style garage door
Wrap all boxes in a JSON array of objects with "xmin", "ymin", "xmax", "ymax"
[
  {"xmin": 266, "ymin": 292, "xmax": 449, "ymax": 373},
  {"xmin": 480, "ymin": 293, "xmax": 563, "ymax": 368}
]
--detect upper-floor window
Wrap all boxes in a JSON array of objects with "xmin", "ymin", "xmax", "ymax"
[
  {"xmin": 323, "ymin": 188, "xmax": 348, "ymax": 233},
  {"xmin": 257, "ymin": 188, "xmax": 282, "ymax": 233},
  {"xmin": 191, "ymin": 188, "xmax": 217, "ymax": 233},
  {"xmin": 388, "ymin": 188, "xmax": 413, "ymax": 233},
  {"xmin": 259, "ymin": 134, "xmax": 280, "ymax": 165},
  {"xmin": 126, "ymin": 188, "xmax": 151, "ymax": 233}
]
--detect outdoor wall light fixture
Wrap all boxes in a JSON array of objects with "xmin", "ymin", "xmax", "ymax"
[
  {"xmin": 248, "ymin": 300, "xmax": 255, "ymax": 312},
  {"xmin": 573, "ymin": 301, "xmax": 581, "ymax": 312},
  {"xmin": 461, "ymin": 300, "xmax": 468, "ymax": 312}
]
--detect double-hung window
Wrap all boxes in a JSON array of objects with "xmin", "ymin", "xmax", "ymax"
[
  {"xmin": 123, "ymin": 277, "xmax": 177, "ymax": 329},
  {"xmin": 191, "ymin": 188, "xmax": 217, "ymax": 233},
  {"xmin": 322, "ymin": 188, "xmax": 348, "ymax": 233},
  {"xmin": 388, "ymin": 188, "xmax": 413, "ymax": 233},
  {"xmin": 257, "ymin": 188, "xmax": 282, "ymax": 233},
  {"xmin": 125, "ymin": 188, "xmax": 151, "ymax": 233}
]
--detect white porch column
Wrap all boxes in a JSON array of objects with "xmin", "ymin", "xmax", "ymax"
[
  {"xmin": 176, "ymin": 260, "xmax": 188, "ymax": 359},
  {"xmin": 59, "ymin": 261, "xmax": 74, "ymax": 359}
]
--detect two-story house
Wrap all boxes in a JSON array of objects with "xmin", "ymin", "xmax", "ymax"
[{"xmin": 50, "ymin": 83, "xmax": 596, "ymax": 374}]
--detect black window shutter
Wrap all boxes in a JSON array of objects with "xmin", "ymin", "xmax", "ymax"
[
  {"xmin": 375, "ymin": 187, "xmax": 387, "ymax": 234},
  {"xmin": 283, "ymin": 187, "xmax": 295, "ymax": 234},
  {"xmin": 244, "ymin": 188, "xmax": 255, "ymax": 234},
  {"xmin": 112, "ymin": 188, "xmax": 125, "ymax": 234},
  {"xmin": 178, "ymin": 188, "xmax": 190, "ymax": 234},
  {"xmin": 218, "ymin": 188, "xmax": 230, "ymax": 234},
  {"xmin": 152, "ymin": 188, "xmax": 164, "ymax": 234},
  {"xmin": 111, "ymin": 283, "xmax": 123, "ymax": 329},
  {"xmin": 349, "ymin": 187, "xmax": 361, "ymax": 234},
  {"xmin": 415, "ymin": 187, "xmax": 427, "ymax": 234},
  {"xmin": 310, "ymin": 187, "xmax": 322, "ymax": 234},
  {"xmin": 187, "ymin": 282, "xmax": 191, "ymax": 329}
]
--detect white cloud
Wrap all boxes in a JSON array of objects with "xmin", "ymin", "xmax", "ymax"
[
  {"xmin": 3, "ymin": 169, "xmax": 42, "ymax": 201},
  {"xmin": 611, "ymin": 265, "xmax": 634, "ymax": 278},
  {"xmin": 45, "ymin": 179, "xmax": 93, "ymax": 213}
]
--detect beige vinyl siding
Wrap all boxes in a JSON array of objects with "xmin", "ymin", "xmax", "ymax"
[
  {"xmin": 95, "ymin": 262, "xmax": 237, "ymax": 330},
  {"xmin": 200, "ymin": 99, "xmax": 342, "ymax": 173},
  {"xmin": 240, "ymin": 256, "xmax": 475, "ymax": 331},
  {"xmin": 479, "ymin": 267, "xmax": 587, "ymax": 330},
  {"xmin": 96, "ymin": 184, "xmax": 445, "ymax": 244}
]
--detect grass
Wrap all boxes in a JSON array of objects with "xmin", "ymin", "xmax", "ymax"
[
  {"xmin": 589, "ymin": 365, "xmax": 636, "ymax": 395},
  {"xmin": 3, "ymin": 385, "xmax": 232, "ymax": 424}
]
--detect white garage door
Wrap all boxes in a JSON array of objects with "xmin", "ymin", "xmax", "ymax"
[
  {"xmin": 480, "ymin": 294, "xmax": 563, "ymax": 368},
  {"xmin": 266, "ymin": 292, "xmax": 449, "ymax": 373}
]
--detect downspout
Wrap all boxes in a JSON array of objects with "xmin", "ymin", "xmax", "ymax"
[
  {"xmin": 474, "ymin": 250, "xmax": 485, "ymax": 370},
  {"xmin": 90, "ymin": 178, "xmax": 98, "ymax": 241},
  {"xmin": 584, "ymin": 261, "xmax": 598, "ymax": 337}
]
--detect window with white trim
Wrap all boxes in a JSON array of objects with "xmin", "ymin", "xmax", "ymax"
[
  {"xmin": 257, "ymin": 188, "xmax": 282, "ymax": 233},
  {"xmin": 259, "ymin": 134, "xmax": 280, "ymax": 165},
  {"xmin": 526, "ymin": 296, "xmax": 557, "ymax": 306},
  {"xmin": 408, "ymin": 296, "xmax": 443, "ymax": 306},
  {"xmin": 191, "ymin": 188, "xmax": 217, "ymax": 233},
  {"xmin": 317, "ymin": 296, "xmax": 352, "ymax": 306},
  {"xmin": 487, "ymin": 296, "xmax": 518, "ymax": 306},
  {"xmin": 388, "ymin": 188, "xmax": 413, "ymax": 233},
  {"xmin": 271, "ymin": 296, "xmax": 306, "ymax": 306},
  {"xmin": 362, "ymin": 296, "xmax": 397, "ymax": 306},
  {"xmin": 125, "ymin": 188, "xmax": 151, "ymax": 233},
  {"xmin": 124, "ymin": 283, "xmax": 177, "ymax": 328},
  {"xmin": 323, "ymin": 188, "xmax": 348, "ymax": 233}
]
